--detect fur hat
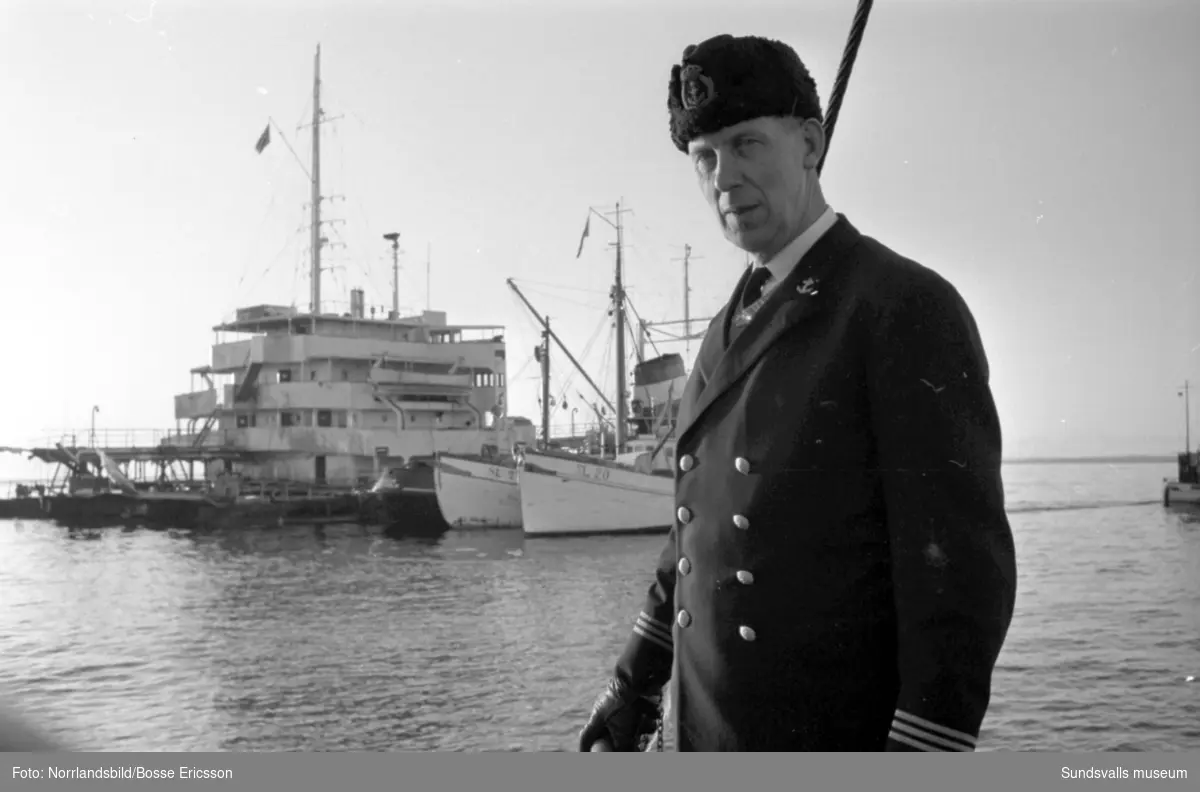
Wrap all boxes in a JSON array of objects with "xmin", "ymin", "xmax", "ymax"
[{"xmin": 668, "ymin": 34, "xmax": 823, "ymax": 153}]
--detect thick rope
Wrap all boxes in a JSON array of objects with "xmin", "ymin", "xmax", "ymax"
[{"xmin": 817, "ymin": 0, "xmax": 876, "ymax": 176}]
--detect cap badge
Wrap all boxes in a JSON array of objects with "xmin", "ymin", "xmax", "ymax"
[{"xmin": 680, "ymin": 64, "xmax": 717, "ymax": 111}]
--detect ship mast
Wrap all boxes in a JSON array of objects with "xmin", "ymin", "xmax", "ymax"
[
  {"xmin": 540, "ymin": 319, "xmax": 552, "ymax": 448},
  {"xmin": 671, "ymin": 244, "xmax": 702, "ymax": 359},
  {"xmin": 612, "ymin": 201, "xmax": 627, "ymax": 453},
  {"xmin": 309, "ymin": 44, "xmax": 323, "ymax": 316}
]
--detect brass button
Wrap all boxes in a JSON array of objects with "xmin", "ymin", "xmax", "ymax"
[
  {"xmin": 732, "ymin": 514, "xmax": 749, "ymax": 530},
  {"xmin": 679, "ymin": 454, "xmax": 694, "ymax": 472},
  {"xmin": 677, "ymin": 557, "xmax": 691, "ymax": 576},
  {"xmin": 734, "ymin": 456, "xmax": 750, "ymax": 474},
  {"xmin": 738, "ymin": 625, "xmax": 757, "ymax": 642},
  {"xmin": 736, "ymin": 570, "xmax": 754, "ymax": 585},
  {"xmin": 677, "ymin": 506, "xmax": 692, "ymax": 524},
  {"xmin": 677, "ymin": 610, "xmax": 692, "ymax": 628}
]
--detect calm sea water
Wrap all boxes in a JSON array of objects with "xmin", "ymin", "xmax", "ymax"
[{"xmin": 1, "ymin": 462, "xmax": 1197, "ymax": 752}]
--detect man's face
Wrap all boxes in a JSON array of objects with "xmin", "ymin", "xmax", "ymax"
[{"xmin": 687, "ymin": 116, "xmax": 823, "ymax": 259}]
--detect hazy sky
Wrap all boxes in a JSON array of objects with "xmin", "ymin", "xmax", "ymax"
[{"xmin": 1, "ymin": 0, "xmax": 1197, "ymax": 479}]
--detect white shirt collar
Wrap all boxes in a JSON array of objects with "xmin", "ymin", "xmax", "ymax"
[{"xmin": 755, "ymin": 205, "xmax": 838, "ymax": 291}]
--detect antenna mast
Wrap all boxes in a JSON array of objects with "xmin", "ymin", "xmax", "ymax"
[
  {"xmin": 426, "ymin": 242, "xmax": 431, "ymax": 312},
  {"xmin": 1182, "ymin": 380, "xmax": 1192, "ymax": 454},
  {"xmin": 383, "ymin": 232, "xmax": 401, "ymax": 318},
  {"xmin": 309, "ymin": 44, "xmax": 323, "ymax": 316}
]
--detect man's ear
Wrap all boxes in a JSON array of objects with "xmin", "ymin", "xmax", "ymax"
[{"xmin": 800, "ymin": 117, "xmax": 826, "ymax": 169}]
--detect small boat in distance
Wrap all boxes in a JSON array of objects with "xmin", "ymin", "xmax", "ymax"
[
  {"xmin": 1163, "ymin": 452, "xmax": 1199, "ymax": 506},
  {"xmin": 1163, "ymin": 380, "xmax": 1199, "ymax": 507}
]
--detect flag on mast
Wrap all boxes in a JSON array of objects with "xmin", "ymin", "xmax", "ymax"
[
  {"xmin": 575, "ymin": 214, "xmax": 591, "ymax": 258},
  {"xmin": 255, "ymin": 124, "xmax": 271, "ymax": 154}
]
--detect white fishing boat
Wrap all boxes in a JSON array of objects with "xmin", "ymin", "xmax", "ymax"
[
  {"xmin": 518, "ymin": 353, "xmax": 685, "ymax": 536},
  {"xmin": 434, "ymin": 201, "xmax": 706, "ymax": 535},
  {"xmin": 432, "ymin": 424, "xmax": 534, "ymax": 529},
  {"xmin": 506, "ymin": 201, "xmax": 707, "ymax": 536},
  {"xmin": 518, "ymin": 447, "xmax": 675, "ymax": 536}
]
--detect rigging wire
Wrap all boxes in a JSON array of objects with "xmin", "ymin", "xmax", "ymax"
[
  {"xmin": 512, "ymin": 284, "xmax": 609, "ymax": 313},
  {"xmin": 243, "ymin": 218, "xmax": 308, "ymax": 301},
  {"xmin": 507, "ymin": 277, "xmax": 610, "ymax": 297},
  {"xmin": 331, "ymin": 102, "xmax": 416, "ymax": 310},
  {"xmin": 621, "ymin": 294, "xmax": 662, "ymax": 361},
  {"xmin": 553, "ymin": 310, "xmax": 610, "ymax": 408},
  {"xmin": 233, "ymin": 169, "xmax": 284, "ymax": 294}
]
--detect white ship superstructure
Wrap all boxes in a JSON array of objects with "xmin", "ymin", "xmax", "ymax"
[{"xmin": 165, "ymin": 303, "xmax": 528, "ymax": 487}]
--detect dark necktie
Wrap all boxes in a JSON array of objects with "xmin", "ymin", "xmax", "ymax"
[
  {"xmin": 741, "ymin": 266, "xmax": 772, "ymax": 309},
  {"xmin": 728, "ymin": 266, "xmax": 773, "ymax": 347}
]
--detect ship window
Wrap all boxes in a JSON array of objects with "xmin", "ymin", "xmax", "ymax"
[
  {"xmin": 317, "ymin": 410, "xmax": 332, "ymax": 428},
  {"xmin": 336, "ymin": 411, "xmax": 348, "ymax": 428},
  {"xmin": 310, "ymin": 370, "xmax": 317, "ymax": 380},
  {"xmin": 279, "ymin": 369, "xmax": 292, "ymax": 383},
  {"xmin": 236, "ymin": 414, "xmax": 248, "ymax": 428},
  {"xmin": 281, "ymin": 411, "xmax": 297, "ymax": 427}
]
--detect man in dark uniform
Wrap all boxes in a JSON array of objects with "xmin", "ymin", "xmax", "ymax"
[{"xmin": 578, "ymin": 33, "xmax": 1018, "ymax": 752}]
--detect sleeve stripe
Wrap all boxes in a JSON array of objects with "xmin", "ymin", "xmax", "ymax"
[
  {"xmin": 637, "ymin": 610, "xmax": 673, "ymax": 634},
  {"xmin": 892, "ymin": 715, "xmax": 974, "ymax": 753},
  {"xmin": 893, "ymin": 710, "xmax": 977, "ymax": 750},
  {"xmin": 889, "ymin": 723, "xmax": 972, "ymax": 752},
  {"xmin": 633, "ymin": 624, "xmax": 673, "ymax": 652},
  {"xmin": 634, "ymin": 612, "xmax": 674, "ymax": 645},
  {"xmin": 634, "ymin": 617, "xmax": 673, "ymax": 647},
  {"xmin": 888, "ymin": 729, "xmax": 954, "ymax": 752}
]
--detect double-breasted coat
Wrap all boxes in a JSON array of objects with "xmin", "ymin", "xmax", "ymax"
[{"xmin": 610, "ymin": 214, "xmax": 1017, "ymax": 752}]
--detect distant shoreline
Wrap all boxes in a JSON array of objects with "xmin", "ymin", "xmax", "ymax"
[{"xmin": 1003, "ymin": 454, "xmax": 1178, "ymax": 465}]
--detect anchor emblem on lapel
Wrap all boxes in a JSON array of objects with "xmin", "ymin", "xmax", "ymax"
[{"xmin": 675, "ymin": 214, "xmax": 862, "ymax": 449}]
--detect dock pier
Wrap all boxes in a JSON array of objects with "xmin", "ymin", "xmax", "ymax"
[{"xmin": 0, "ymin": 434, "xmax": 401, "ymax": 530}]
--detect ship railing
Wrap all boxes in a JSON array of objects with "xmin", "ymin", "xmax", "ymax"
[
  {"xmin": 216, "ymin": 475, "xmax": 375, "ymax": 499},
  {"xmin": 214, "ymin": 303, "xmax": 506, "ymax": 343},
  {"xmin": 0, "ymin": 478, "xmax": 62, "ymax": 499},
  {"xmin": 32, "ymin": 428, "xmax": 178, "ymax": 450}
]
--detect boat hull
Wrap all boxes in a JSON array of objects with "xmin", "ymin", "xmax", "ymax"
[
  {"xmin": 357, "ymin": 460, "xmax": 450, "ymax": 532},
  {"xmin": 435, "ymin": 455, "xmax": 523, "ymax": 529},
  {"xmin": 1164, "ymin": 481, "xmax": 1200, "ymax": 506},
  {"xmin": 0, "ymin": 497, "xmax": 48, "ymax": 520},
  {"xmin": 44, "ymin": 491, "xmax": 289, "ymax": 529},
  {"xmin": 520, "ymin": 450, "xmax": 674, "ymax": 537}
]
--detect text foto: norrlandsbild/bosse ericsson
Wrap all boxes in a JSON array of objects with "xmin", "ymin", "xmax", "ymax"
[{"xmin": 13, "ymin": 766, "xmax": 232, "ymax": 781}]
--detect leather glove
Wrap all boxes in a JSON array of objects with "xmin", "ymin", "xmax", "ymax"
[{"xmin": 578, "ymin": 677, "xmax": 662, "ymax": 752}]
